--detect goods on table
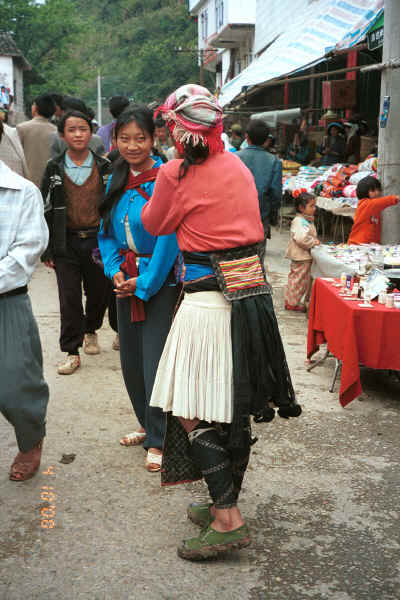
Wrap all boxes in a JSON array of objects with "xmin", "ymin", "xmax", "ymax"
[
  {"xmin": 283, "ymin": 157, "xmax": 379, "ymax": 214},
  {"xmin": 319, "ymin": 243, "xmax": 400, "ymax": 269},
  {"xmin": 314, "ymin": 243, "xmax": 400, "ymax": 291}
]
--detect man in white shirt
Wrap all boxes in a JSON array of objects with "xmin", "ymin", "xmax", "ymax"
[{"xmin": 0, "ymin": 120, "xmax": 50, "ymax": 482}]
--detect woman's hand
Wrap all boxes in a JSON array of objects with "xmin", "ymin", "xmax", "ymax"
[
  {"xmin": 113, "ymin": 271, "xmax": 125, "ymax": 288},
  {"xmin": 114, "ymin": 275, "xmax": 137, "ymax": 298},
  {"xmin": 44, "ymin": 260, "xmax": 55, "ymax": 269}
]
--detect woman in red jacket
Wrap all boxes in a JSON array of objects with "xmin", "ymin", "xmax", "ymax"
[
  {"xmin": 141, "ymin": 84, "xmax": 301, "ymax": 561},
  {"xmin": 348, "ymin": 176, "xmax": 399, "ymax": 245}
]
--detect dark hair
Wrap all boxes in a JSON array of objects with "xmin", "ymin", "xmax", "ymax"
[
  {"xmin": 356, "ymin": 176, "xmax": 381, "ymax": 200},
  {"xmin": 49, "ymin": 93, "xmax": 64, "ymax": 109},
  {"xmin": 179, "ymin": 141, "xmax": 210, "ymax": 179},
  {"xmin": 109, "ymin": 96, "xmax": 130, "ymax": 119},
  {"xmin": 154, "ymin": 116, "xmax": 166, "ymax": 128},
  {"xmin": 86, "ymin": 107, "xmax": 95, "ymax": 121},
  {"xmin": 294, "ymin": 192, "xmax": 314, "ymax": 212},
  {"xmin": 62, "ymin": 96, "xmax": 88, "ymax": 114},
  {"xmin": 100, "ymin": 104, "xmax": 155, "ymax": 231},
  {"xmin": 58, "ymin": 110, "xmax": 93, "ymax": 134},
  {"xmin": 266, "ymin": 133, "xmax": 276, "ymax": 148},
  {"xmin": 34, "ymin": 93, "xmax": 56, "ymax": 119},
  {"xmin": 246, "ymin": 119, "xmax": 269, "ymax": 146}
]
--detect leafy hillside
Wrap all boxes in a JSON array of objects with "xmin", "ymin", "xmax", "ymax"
[{"xmin": 0, "ymin": 0, "xmax": 211, "ymax": 112}]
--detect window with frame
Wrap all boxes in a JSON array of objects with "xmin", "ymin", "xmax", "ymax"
[
  {"xmin": 215, "ymin": 0, "xmax": 224, "ymax": 29},
  {"xmin": 201, "ymin": 9, "xmax": 208, "ymax": 40}
]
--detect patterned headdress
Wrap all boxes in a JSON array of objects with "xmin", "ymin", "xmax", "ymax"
[{"xmin": 156, "ymin": 84, "xmax": 224, "ymax": 155}]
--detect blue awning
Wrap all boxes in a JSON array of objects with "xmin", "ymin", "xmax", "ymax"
[{"xmin": 219, "ymin": 0, "xmax": 384, "ymax": 107}]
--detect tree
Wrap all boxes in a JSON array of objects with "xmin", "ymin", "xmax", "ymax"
[{"xmin": 0, "ymin": 0, "xmax": 90, "ymax": 103}]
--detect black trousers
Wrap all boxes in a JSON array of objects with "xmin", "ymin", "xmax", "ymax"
[
  {"xmin": 117, "ymin": 280, "xmax": 179, "ymax": 450},
  {"xmin": 54, "ymin": 234, "xmax": 112, "ymax": 354}
]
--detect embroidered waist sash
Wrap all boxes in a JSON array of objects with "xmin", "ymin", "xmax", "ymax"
[{"xmin": 183, "ymin": 242, "xmax": 300, "ymax": 449}]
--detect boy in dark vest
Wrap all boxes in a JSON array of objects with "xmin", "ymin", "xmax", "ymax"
[{"xmin": 41, "ymin": 110, "xmax": 112, "ymax": 374}]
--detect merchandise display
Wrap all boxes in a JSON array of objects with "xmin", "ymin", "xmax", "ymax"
[
  {"xmin": 283, "ymin": 157, "xmax": 378, "ymax": 220},
  {"xmin": 311, "ymin": 243, "xmax": 400, "ymax": 279}
]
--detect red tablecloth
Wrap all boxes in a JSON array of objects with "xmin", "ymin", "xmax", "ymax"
[{"xmin": 307, "ymin": 279, "xmax": 400, "ymax": 406}]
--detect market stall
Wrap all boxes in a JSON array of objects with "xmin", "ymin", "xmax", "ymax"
[
  {"xmin": 307, "ymin": 278, "xmax": 400, "ymax": 406},
  {"xmin": 283, "ymin": 157, "xmax": 378, "ymax": 241},
  {"xmin": 311, "ymin": 243, "xmax": 400, "ymax": 279}
]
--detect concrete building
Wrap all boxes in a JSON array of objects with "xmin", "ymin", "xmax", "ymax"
[
  {"xmin": 188, "ymin": 0, "xmax": 256, "ymax": 91},
  {"xmin": 0, "ymin": 32, "xmax": 31, "ymax": 124}
]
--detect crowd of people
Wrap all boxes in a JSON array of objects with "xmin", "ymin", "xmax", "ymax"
[{"xmin": 3, "ymin": 82, "xmax": 389, "ymax": 561}]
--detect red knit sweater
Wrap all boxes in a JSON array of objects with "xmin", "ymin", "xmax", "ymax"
[{"xmin": 347, "ymin": 195, "xmax": 397, "ymax": 245}]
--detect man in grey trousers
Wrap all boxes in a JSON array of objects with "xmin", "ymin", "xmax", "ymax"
[{"xmin": 0, "ymin": 120, "xmax": 50, "ymax": 481}]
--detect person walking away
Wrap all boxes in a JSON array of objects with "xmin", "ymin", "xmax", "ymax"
[
  {"xmin": 347, "ymin": 176, "xmax": 399, "ymax": 245},
  {"xmin": 237, "ymin": 119, "xmax": 282, "ymax": 241},
  {"xmin": 16, "ymin": 93, "xmax": 56, "ymax": 188},
  {"xmin": 41, "ymin": 110, "xmax": 112, "ymax": 375},
  {"xmin": 0, "ymin": 121, "xmax": 30, "ymax": 178},
  {"xmin": 97, "ymin": 96, "xmax": 129, "ymax": 154},
  {"xmin": 49, "ymin": 97, "xmax": 105, "ymax": 158},
  {"xmin": 229, "ymin": 123, "xmax": 243, "ymax": 150},
  {"xmin": 49, "ymin": 93, "xmax": 64, "ymax": 125},
  {"xmin": 142, "ymin": 84, "xmax": 301, "ymax": 560},
  {"xmin": 98, "ymin": 105, "xmax": 179, "ymax": 473},
  {"xmin": 285, "ymin": 191, "xmax": 320, "ymax": 312},
  {"xmin": 0, "ymin": 120, "xmax": 50, "ymax": 481}
]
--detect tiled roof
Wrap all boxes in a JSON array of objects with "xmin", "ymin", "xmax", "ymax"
[{"xmin": 0, "ymin": 32, "xmax": 31, "ymax": 69}]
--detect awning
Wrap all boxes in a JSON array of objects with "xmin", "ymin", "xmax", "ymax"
[
  {"xmin": 250, "ymin": 108, "xmax": 302, "ymax": 128},
  {"xmin": 218, "ymin": 0, "xmax": 384, "ymax": 107}
]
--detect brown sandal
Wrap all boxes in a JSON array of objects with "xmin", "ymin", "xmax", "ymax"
[{"xmin": 9, "ymin": 439, "xmax": 43, "ymax": 482}]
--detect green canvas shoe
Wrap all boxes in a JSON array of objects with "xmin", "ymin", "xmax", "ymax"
[
  {"xmin": 177, "ymin": 523, "xmax": 251, "ymax": 561},
  {"xmin": 187, "ymin": 502, "xmax": 214, "ymax": 528}
]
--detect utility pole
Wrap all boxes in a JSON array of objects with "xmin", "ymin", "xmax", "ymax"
[
  {"xmin": 97, "ymin": 68, "xmax": 102, "ymax": 127},
  {"xmin": 379, "ymin": 0, "xmax": 400, "ymax": 243},
  {"xmin": 199, "ymin": 49, "xmax": 204, "ymax": 87}
]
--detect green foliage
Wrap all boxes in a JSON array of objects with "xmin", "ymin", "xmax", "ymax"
[
  {"xmin": 78, "ymin": 0, "xmax": 203, "ymax": 106},
  {"xmin": 0, "ymin": 0, "xmax": 204, "ymax": 111},
  {"xmin": 0, "ymin": 0, "xmax": 89, "ymax": 103}
]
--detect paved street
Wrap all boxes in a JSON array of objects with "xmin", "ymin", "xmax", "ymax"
[{"xmin": 1, "ymin": 230, "xmax": 400, "ymax": 600}]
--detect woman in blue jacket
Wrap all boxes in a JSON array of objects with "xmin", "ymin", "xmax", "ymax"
[{"xmin": 98, "ymin": 105, "xmax": 179, "ymax": 472}]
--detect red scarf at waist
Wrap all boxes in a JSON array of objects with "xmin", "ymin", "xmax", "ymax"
[
  {"xmin": 119, "ymin": 250, "xmax": 151, "ymax": 322},
  {"xmin": 118, "ymin": 167, "xmax": 159, "ymax": 322}
]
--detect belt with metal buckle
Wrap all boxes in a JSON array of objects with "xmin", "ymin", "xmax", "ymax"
[
  {"xmin": 0, "ymin": 285, "xmax": 28, "ymax": 300},
  {"xmin": 68, "ymin": 229, "xmax": 99, "ymax": 239}
]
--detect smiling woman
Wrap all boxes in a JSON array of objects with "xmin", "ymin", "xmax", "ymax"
[{"xmin": 97, "ymin": 104, "xmax": 179, "ymax": 473}]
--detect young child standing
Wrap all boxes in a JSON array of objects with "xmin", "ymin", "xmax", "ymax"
[
  {"xmin": 347, "ymin": 176, "xmax": 400, "ymax": 245},
  {"xmin": 285, "ymin": 191, "xmax": 320, "ymax": 312}
]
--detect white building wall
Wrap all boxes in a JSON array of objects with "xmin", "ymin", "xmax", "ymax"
[
  {"xmin": 254, "ymin": 0, "xmax": 310, "ymax": 55},
  {"xmin": 14, "ymin": 64, "xmax": 25, "ymax": 115},
  {"xmin": 221, "ymin": 48, "xmax": 231, "ymax": 84},
  {"xmin": 191, "ymin": 0, "xmax": 257, "ymax": 82},
  {"xmin": 0, "ymin": 56, "xmax": 14, "ymax": 93},
  {"xmin": 227, "ymin": 0, "xmax": 256, "ymax": 25}
]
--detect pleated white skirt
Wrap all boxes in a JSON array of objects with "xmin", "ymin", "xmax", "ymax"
[{"xmin": 150, "ymin": 291, "xmax": 233, "ymax": 423}]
